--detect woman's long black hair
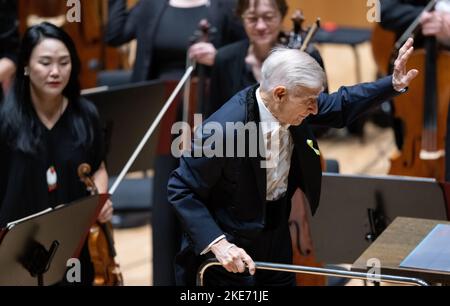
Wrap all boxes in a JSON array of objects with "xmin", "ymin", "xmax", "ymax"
[{"xmin": 0, "ymin": 22, "xmax": 97, "ymax": 154}]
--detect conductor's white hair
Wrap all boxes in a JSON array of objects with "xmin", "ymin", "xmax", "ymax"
[{"xmin": 260, "ymin": 47, "xmax": 325, "ymax": 92}]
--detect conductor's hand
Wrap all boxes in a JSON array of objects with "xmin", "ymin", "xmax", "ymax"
[
  {"xmin": 210, "ymin": 239, "xmax": 256, "ymax": 275},
  {"xmin": 392, "ymin": 37, "xmax": 419, "ymax": 92},
  {"xmin": 98, "ymin": 199, "xmax": 113, "ymax": 223},
  {"xmin": 188, "ymin": 42, "xmax": 217, "ymax": 66}
]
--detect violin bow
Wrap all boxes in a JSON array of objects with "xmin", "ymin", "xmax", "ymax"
[
  {"xmin": 110, "ymin": 20, "xmax": 217, "ymax": 195},
  {"xmin": 109, "ymin": 65, "xmax": 195, "ymax": 195}
]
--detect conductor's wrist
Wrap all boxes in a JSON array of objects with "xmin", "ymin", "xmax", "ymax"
[
  {"xmin": 393, "ymin": 84, "xmax": 407, "ymax": 93},
  {"xmin": 210, "ymin": 238, "xmax": 231, "ymax": 255},
  {"xmin": 392, "ymin": 76, "xmax": 408, "ymax": 93}
]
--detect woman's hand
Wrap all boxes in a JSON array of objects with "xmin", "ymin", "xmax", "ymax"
[
  {"xmin": 92, "ymin": 162, "xmax": 113, "ymax": 223},
  {"xmin": 188, "ymin": 42, "xmax": 217, "ymax": 66},
  {"xmin": 98, "ymin": 199, "xmax": 114, "ymax": 223}
]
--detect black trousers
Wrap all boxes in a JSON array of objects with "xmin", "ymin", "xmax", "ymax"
[{"xmin": 204, "ymin": 196, "xmax": 296, "ymax": 286}]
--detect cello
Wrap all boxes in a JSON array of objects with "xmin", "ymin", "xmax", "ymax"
[
  {"xmin": 286, "ymin": 11, "xmax": 326, "ymax": 286},
  {"xmin": 78, "ymin": 163, "xmax": 124, "ymax": 286},
  {"xmin": 372, "ymin": 1, "xmax": 450, "ymax": 180}
]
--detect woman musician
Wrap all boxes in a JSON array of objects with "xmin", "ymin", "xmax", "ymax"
[
  {"xmin": 0, "ymin": 22, "xmax": 113, "ymax": 285},
  {"xmin": 207, "ymin": 0, "xmax": 326, "ymax": 117}
]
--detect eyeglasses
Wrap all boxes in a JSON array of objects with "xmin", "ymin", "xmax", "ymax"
[{"xmin": 241, "ymin": 13, "xmax": 280, "ymax": 26}]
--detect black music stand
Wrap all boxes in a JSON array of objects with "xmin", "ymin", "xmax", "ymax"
[
  {"xmin": 0, "ymin": 194, "xmax": 107, "ymax": 286},
  {"xmin": 311, "ymin": 173, "xmax": 448, "ymax": 264},
  {"xmin": 82, "ymin": 80, "xmax": 168, "ymax": 175},
  {"xmin": 352, "ymin": 216, "xmax": 450, "ymax": 285},
  {"xmin": 83, "ymin": 80, "xmax": 177, "ymax": 226},
  {"xmin": 83, "ymin": 81, "xmax": 171, "ymax": 214}
]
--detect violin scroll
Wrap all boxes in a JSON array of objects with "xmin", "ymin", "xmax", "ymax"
[
  {"xmin": 78, "ymin": 163, "xmax": 98, "ymax": 195},
  {"xmin": 287, "ymin": 9, "xmax": 305, "ymax": 49},
  {"xmin": 190, "ymin": 18, "xmax": 217, "ymax": 45},
  {"xmin": 282, "ymin": 9, "xmax": 321, "ymax": 52}
]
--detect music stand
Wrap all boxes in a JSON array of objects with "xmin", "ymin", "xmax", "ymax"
[
  {"xmin": 351, "ymin": 216, "xmax": 450, "ymax": 285},
  {"xmin": 0, "ymin": 194, "xmax": 107, "ymax": 286},
  {"xmin": 311, "ymin": 173, "xmax": 448, "ymax": 264},
  {"xmin": 82, "ymin": 80, "xmax": 169, "ymax": 175}
]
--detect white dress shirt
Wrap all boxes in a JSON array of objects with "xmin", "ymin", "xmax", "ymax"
[{"xmin": 256, "ymin": 88, "xmax": 294, "ymax": 201}]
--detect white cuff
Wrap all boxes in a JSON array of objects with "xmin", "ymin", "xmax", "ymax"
[
  {"xmin": 200, "ymin": 234, "xmax": 226, "ymax": 255},
  {"xmin": 394, "ymin": 87, "xmax": 407, "ymax": 93}
]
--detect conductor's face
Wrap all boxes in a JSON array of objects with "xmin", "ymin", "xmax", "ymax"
[{"xmin": 264, "ymin": 85, "xmax": 321, "ymax": 126}]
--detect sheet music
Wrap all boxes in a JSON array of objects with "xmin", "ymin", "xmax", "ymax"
[
  {"xmin": 400, "ymin": 224, "xmax": 450, "ymax": 272},
  {"xmin": 6, "ymin": 208, "xmax": 53, "ymax": 229}
]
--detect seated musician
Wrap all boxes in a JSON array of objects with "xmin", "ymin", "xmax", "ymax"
[
  {"xmin": 0, "ymin": 22, "xmax": 113, "ymax": 285},
  {"xmin": 207, "ymin": 0, "xmax": 326, "ymax": 117}
]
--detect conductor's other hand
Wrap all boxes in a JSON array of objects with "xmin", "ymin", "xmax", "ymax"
[
  {"xmin": 98, "ymin": 199, "xmax": 113, "ymax": 223},
  {"xmin": 188, "ymin": 42, "xmax": 217, "ymax": 66},
  {"xmin": 392, "ymin": 37, "xmax": 419, "ymax": 92},
  {"xmin": 210, "ymin": 239, "xmax": 256, "ymax": 275}
]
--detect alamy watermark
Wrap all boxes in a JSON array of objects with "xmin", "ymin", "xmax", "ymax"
[
  {"xmin": 66, "ymin": 258, "xmax": 81, "ymax": 283},
  {"xmin": 170, "ymin": 114, "xmax": 287, "ymax": 169},
  {"xmin": 366, "ymin": 258, "xmax": 381, "ymax": 283},
  {"xmin": 367, "ymin": 0, "xmax": 381, "ymax": 23},
  {"xmin": 66, "ymin": 0, "xmax": 81, "ymax": 23}
]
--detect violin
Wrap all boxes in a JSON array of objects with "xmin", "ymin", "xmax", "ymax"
[
  {"xmin": 281, "ymin": 10, "xmax": 327, "ymax": 96},
  {"xmin": 280, "ymin": 10, "xmax": 321, "ymax": 52},
  {"xmin": 178, "ymin": 19, "xmax": 215, "ymax": 151},
  {"xmin": 183, "ymin": 19, "xmax": 215, "ymax": 124},
  {"xmin": 191, "ymin": 19, "xmax": 216, "ymax": 115},
  {"xmin": 78, "ymin": 163, "xmax": 124, "ymax": 286}
]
